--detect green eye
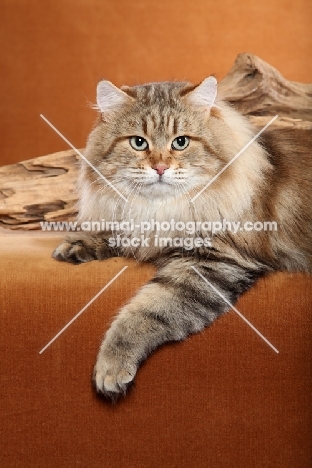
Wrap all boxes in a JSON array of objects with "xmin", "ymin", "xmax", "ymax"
[
  {"xmin": 129, "ymin": 136, "xmax": 149, "ymax": 151},
  {"xmin": 171, "ymin": 136, "xmax": 190, "ymax": 151}
]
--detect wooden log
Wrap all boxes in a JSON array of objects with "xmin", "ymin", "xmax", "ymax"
[
  {"xmin": 0, "ymin": 53, "xmax": 311, "ymax": 230},
  {"xmin": 218, "ymin": 53, "xmax": 312, "ymax": 122},
  {"xmin": 0, "ymin": 150, "xmax": 80, "ymax": 229}
]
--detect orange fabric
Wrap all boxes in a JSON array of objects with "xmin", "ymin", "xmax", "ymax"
[
  {"xmin": 1, "ymin": 0, "xmax": 312, "ymax": 165},
  {"xmin": 0, "ymin": 230, "xmax": 311, "ymax": 467}
]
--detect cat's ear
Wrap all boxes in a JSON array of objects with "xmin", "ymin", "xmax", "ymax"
[
  {"xmin": 185, "ymin": 76, "xmax": 218, "ymax": 110},
  {"xmin": 96, "ymin": 80, "xmax": 133, "ymax": 115}
]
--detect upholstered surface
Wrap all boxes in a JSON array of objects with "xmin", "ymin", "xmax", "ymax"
[{"xmin": 1, "ymin": 229, "xmax": 311, "ymax": 467}]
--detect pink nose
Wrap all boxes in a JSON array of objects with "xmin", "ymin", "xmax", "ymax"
[{"xmin": 153, "ymin": 164, "xmax": 168, "ymax": 175}]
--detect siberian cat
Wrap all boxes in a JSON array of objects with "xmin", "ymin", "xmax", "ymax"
[{"xmin": 53, "ymin": 77, "xmax": 312, "ymax": 400}]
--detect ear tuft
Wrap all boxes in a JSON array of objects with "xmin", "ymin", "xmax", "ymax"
[
  {"xmin": 96, "ymin": 80, "xmax": 132, "ymax": 114},
  {"xmin": 187, "ymin": 76, "xmax": 218, "ymax": 109}
]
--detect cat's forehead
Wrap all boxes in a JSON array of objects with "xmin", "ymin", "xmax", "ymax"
[
  {"xmin": 123, "ymin": 81, "xmax": 191, "ymax": 105},
  {"xmin": 114, "ymin": 81, "xmax": 206, "ymax": 137}
]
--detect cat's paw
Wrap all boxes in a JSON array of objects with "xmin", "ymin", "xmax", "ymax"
[
  {"xmin": 93, "ymin": 351, "xmax": 137, "ymax": 400},
  {"xmin": 52, "ymin": 239, "xmax": 96, "ymax": 264}
]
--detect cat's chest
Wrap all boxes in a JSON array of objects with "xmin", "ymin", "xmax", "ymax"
[
  {"xmin": 105, "ymin": 197, "xmax": 194, "ymax": 238},
  {"xmin": 81, "ymin": 190, "xmax": 208, "ymax": 240}
]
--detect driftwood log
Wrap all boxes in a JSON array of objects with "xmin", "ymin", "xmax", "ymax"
[{"xmin": 1, "ymin": 53, "xmax": 312, "ymax": 230}]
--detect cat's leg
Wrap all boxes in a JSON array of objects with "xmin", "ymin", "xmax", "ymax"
[
  {"xmin": 52, "ymin": 232, "xmax": 117, "ymax": 264},
  {"xmin": 93, "ymin": 255, "xmax": 266, "ymax": 400}
]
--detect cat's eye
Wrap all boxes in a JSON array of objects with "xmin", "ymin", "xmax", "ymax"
[
  {"xmin": 129, "ymin": 136, "xmax": 149, "ymax": 151},
  {"xmin": 171, "ymin": 136, "xmax": 190, "ymax": 151}
]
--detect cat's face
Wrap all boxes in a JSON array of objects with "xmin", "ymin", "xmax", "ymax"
[{"xmin": 86, "ymin": 78, "xmax": 225, "ymax": 199}]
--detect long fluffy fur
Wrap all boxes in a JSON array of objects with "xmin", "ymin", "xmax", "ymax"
[{"xmin": 53, "ymin": 79, "xmax": 312, "ymax": 399}]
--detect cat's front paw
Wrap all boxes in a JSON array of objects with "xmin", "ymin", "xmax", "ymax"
[
  {"xmin": 52, "ymin": 239, "xmax": 96, "ymax": 264},
  {"xmin": 93, "ymin": 350, "xmax": 137, "ymax": 400}
]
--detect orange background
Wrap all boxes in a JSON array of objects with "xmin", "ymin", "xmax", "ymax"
[{"xmin": 1, "ymin": 0, "xmax": 311, "ymax": 166}]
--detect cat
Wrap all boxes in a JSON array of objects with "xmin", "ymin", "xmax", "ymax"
[{"xmin": 53, "ymin": 76, "xmax": 312, "ymax": 400}]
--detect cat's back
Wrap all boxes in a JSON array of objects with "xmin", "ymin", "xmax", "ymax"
[
  {"xmin": 261, "ymin": 127, "xmax": 312, "ymax": 271},
  {"xmin": 262, "ymin": 127, "xmax": 312, "ymax": 177},
  {"xmin": 262, "ymin": 127, "xmax": 311, "ymax": 215}
]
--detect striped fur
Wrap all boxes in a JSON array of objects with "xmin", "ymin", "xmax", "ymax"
[{"xmin": 53, "ymin": 78, "xmax": 312, "ymax": 400}]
